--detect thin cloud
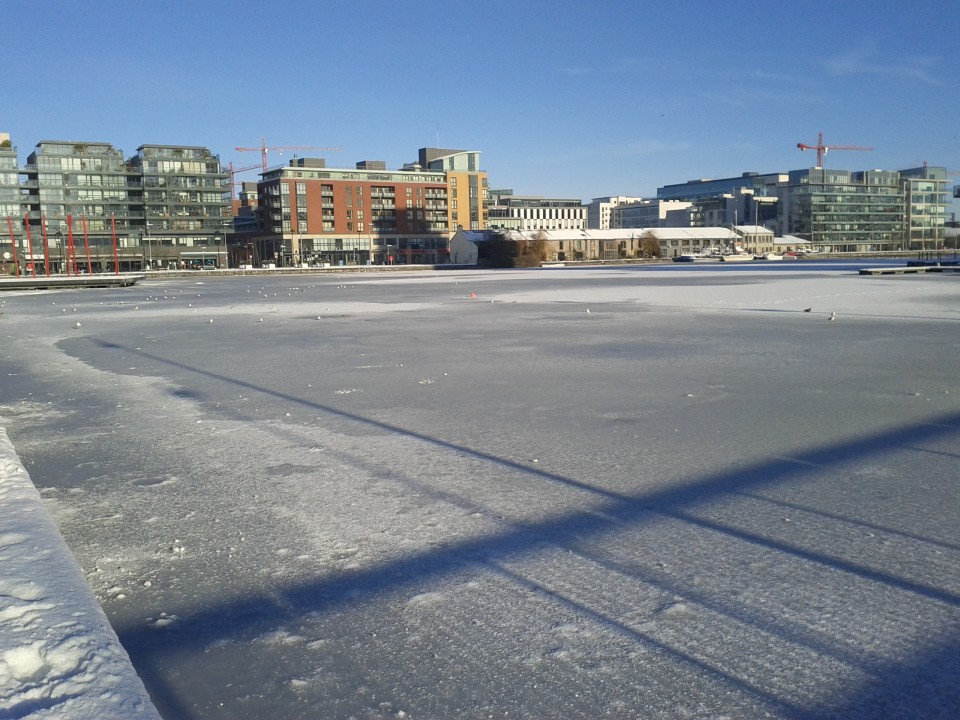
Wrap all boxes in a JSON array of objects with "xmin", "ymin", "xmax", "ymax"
[{"xmin": 824, "ymin": 47, "xmax": 942, "ymax": 85}]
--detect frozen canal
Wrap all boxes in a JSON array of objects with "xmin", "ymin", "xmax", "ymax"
[{"xmin": 2, "ymin": 263, "xmax": 960, "ymax": 719}]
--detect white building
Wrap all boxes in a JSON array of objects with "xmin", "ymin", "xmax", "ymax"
[
  {"xmin": 587, "ymin": 195, "xmax": 646, "ymax": 229},
  {"xmin": 487, "ymin": 190, "xmax": 586, "ymax": 231}
]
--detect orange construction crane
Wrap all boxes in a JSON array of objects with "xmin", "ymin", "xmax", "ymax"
[
  {"xmin": 797, "ymin": 132, "xmax": 872, "ymax": 167},
  {"xmin": 235, "ymin": 137, "xmax": 342, "ymax": 172}
]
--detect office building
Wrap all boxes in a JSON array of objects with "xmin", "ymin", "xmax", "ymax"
[
  {"xmin": 587, "ymin": 195, "xmax": 645, "ymax": 229},
  {"xmin": 487, "ymin": 190, "xmax": 586, "ymax": 231}
]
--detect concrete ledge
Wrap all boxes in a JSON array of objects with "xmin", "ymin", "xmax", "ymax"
[
  {"xmin": 859, "ymin": 266, "xmax": 960, "ymax": 276},
  {"xmin": 0, "ymin": 274, "xmax": 145, "ymax": 291},
  {"xmin": 0, "ymin": 427, "xmax": 160, "ymax": 719}
]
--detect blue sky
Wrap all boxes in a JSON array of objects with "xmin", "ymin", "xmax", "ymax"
[{"xmin": 5, "ymin": 1, "xmax": 959, "ymax": 214}]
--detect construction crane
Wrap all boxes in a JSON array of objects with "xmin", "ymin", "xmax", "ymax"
[
  {"xmin": 235, "ymin": 137, "xmax": 342, "ymax": 172},
  {"xmin": 226, "ymin": 162, "xmax": 263, "ymax": 201},
  {"xmin": 797, "ymin": 132, "xmax": 872, "ymax": 167}
]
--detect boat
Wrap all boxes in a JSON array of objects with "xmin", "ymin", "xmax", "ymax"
[
  {"xmin": 719, "ymin": 252, "xmax": 753, "ymax": 262},
  {"xmin": 673, "ymin": 251, "xmax": 721, "ymax": 263},
  {"xmin": 753, "ymin": 252, "xmax": 783, "ymax": 261}
]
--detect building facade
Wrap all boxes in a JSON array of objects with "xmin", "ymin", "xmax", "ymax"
[
  {"xmin": 3, "ymin": 135, "xmax": 230, "ymax": 273},
  {"xmin": 417, "ymin": 148, "xmax": 488, "ymax": 232},
  {"xmin": 613, "ymin": 199, "xmax": 696, "ymax": 228},
  {"xmin": 251, "ymin": 159, "xmax": 452, "ymax": 266},
  {"xmin": 660, "ymin": 166, "xmax": 948, "ymax": 251},
  {"xmin": 237, "ymin": 148, "xmax": 488, "ymax": 267},
  {"xmin": 131, "ymin": 144, "xmax": 231, "ymax": 268},
  {"xmin": 487, "ymin": 190, "xmax": 586, "ymax": 231},
  {"xmin": 587, "ymin": 195, "xmax": 645, "ymax": 229}
]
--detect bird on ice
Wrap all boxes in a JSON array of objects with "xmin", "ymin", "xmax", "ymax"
[
  {"xmin": 803, "ymin": 308, "xmax": 812, "ymax": 313},
  {"xmin": 829, "ymin": 312, "xmax": 837, "ymax": 321}
]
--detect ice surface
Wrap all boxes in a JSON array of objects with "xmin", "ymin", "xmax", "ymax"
[{"xmin": 1, "ymin": 263, "xmax": 959, "ymax": 719}]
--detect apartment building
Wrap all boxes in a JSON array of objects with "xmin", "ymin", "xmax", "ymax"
[
  {"xmin": 417, "ymin": 148, "xmax": 488, "ymax": 232},
  {"xmin": 5, "ymin": 136, "xmax": 230, "ymax": 272},
  {"xmin": 252, "ymin": 158, "xmax": 451, "ymax": 266},
  {"xmin": 244, "ymin": 148, "xmax": 488, "ymax": 266},
  {"xmin": 130, "ymin": 144, "xmax": 231, "ymax": 268}
]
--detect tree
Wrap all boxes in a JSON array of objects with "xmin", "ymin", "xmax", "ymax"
[
  {"xmin": 516, "ymin": 230, "xmax": 548, "ymax": 267},
  {"xmin": 640, "ymin": 238, "xmax": 661, "ymax": 258},
  {"xmin": 477, "ymin": 232, "xmax": 518, "ymax": 268}
]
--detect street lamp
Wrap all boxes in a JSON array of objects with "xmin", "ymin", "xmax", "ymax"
[
  {"xmin": 213, "ymin": 229, "xmax": 224, "ymax": 269},
  {"xmin": 138, "ymin": 230, "xmax": 145, "ymax": 271}
]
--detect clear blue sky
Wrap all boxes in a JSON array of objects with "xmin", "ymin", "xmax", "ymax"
[{"xmin": 5, "ymin": 0, "xmax": 959, "ymax": 215}]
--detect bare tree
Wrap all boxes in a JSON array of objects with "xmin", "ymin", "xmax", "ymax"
[{"xmin": 641, "ymin": 238, "xmax": 661, "ymax": 258}]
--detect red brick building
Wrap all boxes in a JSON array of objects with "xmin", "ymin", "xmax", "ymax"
[{"xmin": 240, "ymin": 149, "xmax": 487, "ymax": 267}]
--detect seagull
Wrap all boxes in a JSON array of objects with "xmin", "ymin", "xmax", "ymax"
[
  {"xmin": 829, "ymin": 312, "xmax": 837, "ymax": 321},
  {"xmin": 803, "ymin": 308, "xmax": 812, "ymax": 313},
  {"xmin": 74, "ymin": 321, "xmax": 81, "ymax": 329}
]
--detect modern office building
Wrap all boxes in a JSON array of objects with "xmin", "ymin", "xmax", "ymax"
[
  {"xmin": 661, "ymin": 166, "xmax": 948, "ymax": 251},
  {"xmin": 658, "ymin": 172, "xmax": 786, "ymax": 202},
  {"xmin": 900, "ymin": 165, "xmax": 949, "ymax": 249},
  {"xmin": 7, "ymin": 138, "xmax": 230, "ymax": 272},
  {"xmin": 586, "ymin": 195, "xmax": 645, "ymax": 229},
  {"xmin": 487, "ymin": 190, "xmax": 586, "ymax": 231},
  {"xmin": 777, "ymin": 166, "xmax": 949, "ymax": 251},
  {"xmin": 613, "ymin": 199, "xmax": 696, "ymax": 228}
]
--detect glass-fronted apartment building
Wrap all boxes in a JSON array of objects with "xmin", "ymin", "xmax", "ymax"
[
  {"xmin": 131, "ymin": 144, "xmax": 231, "ymax": 268},
  {"xmin": 3, "ymin": 136, "xmax": 230, "ymax": 273}
]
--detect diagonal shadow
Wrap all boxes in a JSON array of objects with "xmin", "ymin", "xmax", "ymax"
[{"xmin": 87, "ymin": 339, "xmax": 960, "ymax": 718}]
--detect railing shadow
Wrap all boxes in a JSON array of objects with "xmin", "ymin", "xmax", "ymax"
[{"xmin": 89, "ymin": 339, "xmax": 960, "ymax": 719}]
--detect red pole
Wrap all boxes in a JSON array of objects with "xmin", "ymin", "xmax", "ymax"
[
  {"xmin": 111, "ymin": 214, "xmax": 119, "ymax": 275},
  {"xmin": 67, "ymin": 214, "xmax": 77, "ymax": 275},
  {"xmin": 81, "ymin": 215, "xmax": 92, "ymax": 274},
  {"xmin": 41, "ymin": 214, "xmax": 51, "ymax": 276},
  {"xmin": 23, "ymin": 214, "xmax": 36, "ymax": 277},
  {"xmin": 6, "ymin": 216, "xmax": 20, "ymax": 277}
]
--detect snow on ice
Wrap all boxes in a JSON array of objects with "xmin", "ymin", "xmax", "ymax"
[{"xmin": 1, "ymin": 263, "xmax": 960, "ymax": 719}]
